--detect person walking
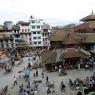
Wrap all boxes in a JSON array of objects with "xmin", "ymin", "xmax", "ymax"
[
  {"xmin": 55, "ymin": 66, "xmax": 57, "ymax": 71},
  {"xmin": 59, "ymin": 68, "xmax": 61, "ymax": 73},
  {"xmin": 47, "ymin": 87, "xmax": 51, "ymax": 94},
  {"xmin": 23, "ymin": 90, "xmax": 28, "ymax": 95},
  {"xmin": 33, "ymin": 73, "xmax": 35, "ymax": 77},
  {"xmin": 78, "ymin": 63, "xmax": 80, "ymax": 70},
  {"xmin": 13, "ymin": 76, "xmax": 17, "ymax": 86},
  {"xmin": 42, "ymin": 71, "xmax": 44, "ymax": 78},
  {"xmin": 85, "ymin": 64, "xmax": 88, "ymax": 71},
  {"xmin": 35, "ymin": 82, "xmax": 38, "ymax": 91},
  {"xmin": 28, "ymin": 63, "xmax": 32, "ymax": 69},
  {"xmin": 12, "ymin": 60, "xmax": 15, "ymax": 66},
  {"xmin": 61, "ymin": 81, "xmax": 65, "ymax": 92},
  {"xmin": 46, "ymin": 76, "xmax": 49, "ymax": 83},
  {"xmin": 19, "ymin": 72, "xmax": 22, "ymax": 80},
  {"xmin": 36, "ymin": 69, "xmax": 38, "ymax": 76}
]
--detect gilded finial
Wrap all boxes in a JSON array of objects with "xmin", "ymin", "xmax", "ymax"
[{"xmin": 91, "ymin": 10, "xmax": 94, "ymax": 15}]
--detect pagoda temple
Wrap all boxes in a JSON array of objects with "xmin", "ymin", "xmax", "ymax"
[
  {"xmin": 40, "ymin": 12, "xmax": 95, "ymax": 71},
  {"xmin": 76, "ymin": 11, "xmax": 95, "ymax": 33}
]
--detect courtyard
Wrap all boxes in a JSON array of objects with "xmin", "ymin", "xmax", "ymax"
[{"xmin": 0, "ymin": 57, "xmax": 95, "ymax": 95}]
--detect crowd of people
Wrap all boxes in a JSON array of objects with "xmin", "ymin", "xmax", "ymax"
[
  {"xmin": 69, "ymin": 73, "xmax": 95, "ymax": 95},
  {"xmin": 0, "ymin": 49, "xmax": 95, "ymax": 95},
  {"xmin": 18, "ymin": 81, "xmax": 39, "ymax": 95},
  {"xmin": 15, "ymin": 68, "xmax": 56, "ymax": 95},
  {"xmin": 0, "ymin": 85, "xmax": 8, "ymax": 95}
]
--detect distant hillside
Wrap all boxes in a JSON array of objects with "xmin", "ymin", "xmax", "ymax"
[{"xmin": 52, "ymin": 23, "xmax": 76, "ymax": 31}]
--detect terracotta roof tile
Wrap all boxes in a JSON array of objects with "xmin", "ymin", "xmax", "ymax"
[
  {"xmin": 41, "ymin": 48, "xmax": 90, "ymax": 64},
  {"xmin": 61, "ymin": 48, "xmax": 90, "ymax": 59},
  {"xmin": 41, "ymin": 49, "xmax": 57, "ymax": 64},
  {"xmin": 49, "ymin": 30, "xmax": 81, "ymax": 44},
  {"xmin": 79, "ymin": 33, "xmax": 95, "ymax": 43},
  {"xmin": 80, "ymin": 14, "xmax": 95, "ymax": 22},
  {"xmin": 75, "ymin": 22, "xmax": 95, "ymax": 31}
]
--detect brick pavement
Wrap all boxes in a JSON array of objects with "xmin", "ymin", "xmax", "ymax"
[
  {"xmin": 0, "ymin": 57, "xmax": 95, "ymax": 95},
  {"xmin": 8, "ymin": 69, "xmax": 95, "ymax": 95}
]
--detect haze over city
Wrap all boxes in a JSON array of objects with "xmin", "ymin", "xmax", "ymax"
[{"xmin": 0, "ymin": 0, "xmax": 95, "ymax": 26}]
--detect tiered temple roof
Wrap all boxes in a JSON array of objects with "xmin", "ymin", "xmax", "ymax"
[
  {"xmin": 41, "ymin": 48, "xmax": 90, "ymax": 64},
  {"xmin": 48, "ymin": 30, "xmax": 81, "ymax": 45},
  {"xmin": 41, "ymin": 12, "xmax": 95, "ymax": 67},
  {"xmin": 76, "ymin": 11, "xmax": 95, "ymax": 33},
  {"xmin": 80, "ymin": 11, "xmax": 95, "ymax": 22}
]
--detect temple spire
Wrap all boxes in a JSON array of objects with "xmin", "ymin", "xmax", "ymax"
[{"xmin": 91, "ymin": 10, "xmax": 94, "ymax": 15}]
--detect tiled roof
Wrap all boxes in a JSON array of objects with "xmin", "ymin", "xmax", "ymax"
[
  {"xmin": 49, "ymin": 30, "xmax": 81, "ymax": 44},
  {"xmin": 80, "ymin": 12, "xmax": 95, "ymax": 22},
  {"xmin": 41, "ymin": 48, "xmax": 90, "ymax": 64},
  {"xmin": 61, "ymin": 48, "xmax": 90, "ymax": 59},
  {"xmin": 79, "ymin": 33, "xmax": 95, "ymax": 43},
  {"xmin": 42, "ymin": 23, "xmax": 50, "ymax": 29},
  {"xmin": 48, "ymin": 30, "xmax": 67, "ymax": 41},
  {"xmin": 49, "ymin": 28, "xmax": 95, "ymax": 44},
  {"xmin": 75, "ymin": 22, "xmax": 95, "ymax": 31},
  {"xmin": 40, "ymin": 49, "xmax": 57, "ymax": 64},
  {"xmin": 17, "ymin": 21, "xmax": 29, "ymax": 26}
]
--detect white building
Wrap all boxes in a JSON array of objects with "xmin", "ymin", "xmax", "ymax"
[
  {"xmin": 29, "ymin": 16, "xmax": 52, "ymax": 49},
  {"xmin": 1, "ymin": 18, "xmax": 52, "ymax": 50},
  {"xmin": 29, "ymin": 16, "xmax": 43, "ymax": 49}
]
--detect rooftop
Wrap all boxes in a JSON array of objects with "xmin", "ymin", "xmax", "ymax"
[
  {"xmin": 61, "ymin": 48, "xmax": 90, "ymax": 59},
  {"xmin": 41, "ymin": 48, "xmax": 90, "ymax": 64},
  {"xmin": 42, "ymin": 23, "xmax": 50, "ymax": 29},
  {"xmin": 17, "ymin": 21, "xmax": 29, "ymax": 26},
  {"xmin": 49, "ymin": 27, "xmax": 95, "ymax": 44},
  {"xmin": 16, "ymin": 39, "xmax": 30, "ymax": 48},
  {"xmin": 80, "ymin": 11, "xmax": 95, "ymax": 22},
  {"xmin": 49, "ymin": 30, "xmax": 81, "ymax": 44},
  {"xmin": 75, "ymin": 21, "xmax": 95, "ymax": 32}
]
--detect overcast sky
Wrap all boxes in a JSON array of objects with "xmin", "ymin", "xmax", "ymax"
[{"xmin": 0, "ymin": 0, "xmax": 95, "ymax": 26}]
